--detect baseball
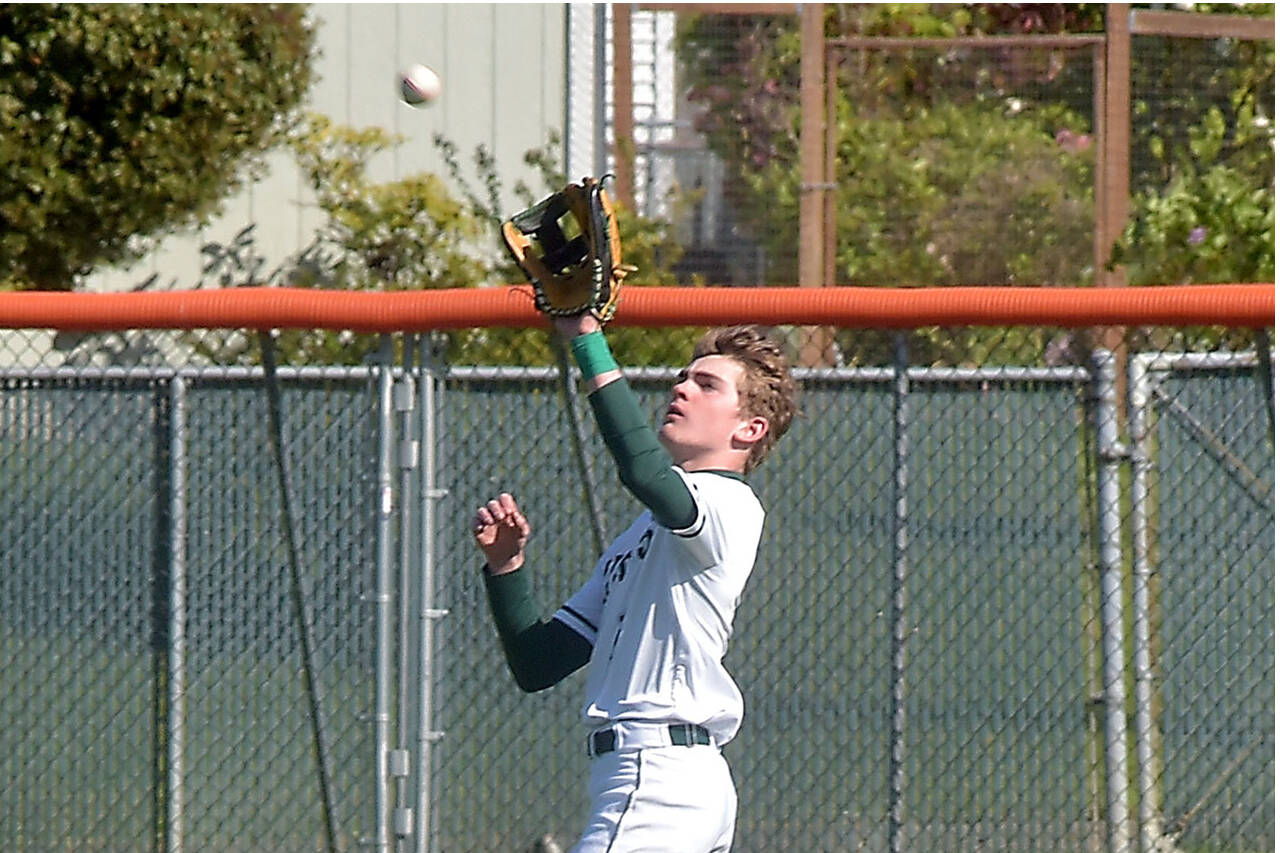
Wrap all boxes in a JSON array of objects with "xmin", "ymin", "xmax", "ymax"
[{"xmin": 399, "ymin": 63, "xmax": 442, "ymax": 107}]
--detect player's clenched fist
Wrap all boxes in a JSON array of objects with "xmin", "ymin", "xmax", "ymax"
[{"xmin": 472, "ymin": 492, "xmax": 530, "ymax": 576}]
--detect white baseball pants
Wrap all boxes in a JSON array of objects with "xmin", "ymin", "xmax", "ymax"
[{"xmin": 571, "ymin": 744, "xmax": 737, "ymax": 853}]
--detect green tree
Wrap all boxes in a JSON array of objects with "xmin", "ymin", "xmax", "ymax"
[
  {"xmin": 678, "ymin": 6, "xmax": 1100, "ymax": 365},
  {"xmin": 0, "ymin": 4, "xmax": 314, "ymax": 290},
  {"xmin": 747, "ymin": 100, "xmax": 1095, "ymax": 289},
  {"xmin": 675, "ymin": 4, "xmax": 1273, "ymax": 364},
  {"xmin": 677, "ymin": 4, "xmax": 1102, "ymax": 289}
]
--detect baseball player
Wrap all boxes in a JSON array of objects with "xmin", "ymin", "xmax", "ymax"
[{"xmin": 473, "ymin": 312, "xmax": 797, "ymax": 852}]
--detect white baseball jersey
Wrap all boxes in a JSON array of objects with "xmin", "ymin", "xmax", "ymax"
[{"xmin": 552, "ymin": 467, "xmax": 764, "ymax": 746}]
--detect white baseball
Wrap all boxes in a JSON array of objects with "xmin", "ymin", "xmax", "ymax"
[{"xmin": 399, "ymin": 63, "xmax": 442, "ymax": 107}]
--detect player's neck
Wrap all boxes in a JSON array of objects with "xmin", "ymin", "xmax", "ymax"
[{"xmin": 675, "ymin": 449, "xmax": 748, "ymax": 475}]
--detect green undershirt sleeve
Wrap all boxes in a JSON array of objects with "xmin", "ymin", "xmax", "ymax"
[
  {"xmin": 482, "ymin": 566, "xmax": 592, "ymax": 693},
  {"xmin": 586, "ymin": 379, "xmax": 697, "ymax": 530}
]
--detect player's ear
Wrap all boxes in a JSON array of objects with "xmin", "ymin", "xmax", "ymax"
[{"xmin": 733, "ymin": 416, "xmax": 769, "ymax": 447}]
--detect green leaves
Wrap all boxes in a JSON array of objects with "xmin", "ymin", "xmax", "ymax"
[
  {"xmin": 1117, "ymin": 164, "xmax": 1275, "ymax": 287},
  {"xmin": 1115, "ymin": 101, "xmax": 1275, "ymax": 289},
  {"xmin": 291, "ymin": 116, "xmax": 490, "ymax": 294},
  {"xmin": 194, "ymin": 120, "xmax": 700, "ymax": 368},
  {"xmin": 0, "ymin": 5, "xmax": 315, "ymax": 289},
  {"xmin": 674, "ymin": 5, "xmax": 1271, "ymax": 365}
]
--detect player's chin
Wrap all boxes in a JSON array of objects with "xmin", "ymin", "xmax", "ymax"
[
  {"xmin": 658, "ymin": 425, "xmax": 699, "ymax": 468},
  {"xmin": 657, "ymin": 422, "xmax": 681, "ymax": 452}
]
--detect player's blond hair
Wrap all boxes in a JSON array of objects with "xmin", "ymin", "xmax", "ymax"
[{"xmin": 693, "ymin": 326, "xmax": 798, "ymax": 473}]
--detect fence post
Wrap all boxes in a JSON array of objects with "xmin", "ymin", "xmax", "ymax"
[
  {"xmin": 888, "ymin": 335, "xmax": 909, "ymax": 853},
  {"xmin": 165, "ymin": 375, "xmax": 188, "ymax": 853},
  {"xmin": 799, "ymin": 1, "xmax": 826, "ymax": 290},
  {"xmin": 394, "ymin": 340, "xmax": 420, "ymax": 847},
  {"xmin": 375, "ymin": 337, "xmax": 397, "ymax": 853},
  {"xmin": 1090, "ymin": 349, "xmax": 1132, "ymax": 853},
  {"xmin": 1127, "ymin": 355, "xmax": 1162, "ymax": 853},
  {"xmin": 415, "ymin": 334, "xmax": 448, "ymax": 853}
]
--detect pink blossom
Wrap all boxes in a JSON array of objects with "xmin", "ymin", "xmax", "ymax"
[{"xmin": 1055, "ymin": 129, "xmax": 1092, "ymax": 153}]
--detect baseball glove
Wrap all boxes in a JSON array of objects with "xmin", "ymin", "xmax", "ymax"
[{"xmin": 501, "ymin": 176, "xmax": 632, "ymax": 322}]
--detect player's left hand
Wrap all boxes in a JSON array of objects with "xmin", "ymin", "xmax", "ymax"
[
  {"xmin": 473, "ymin": 492, "xmax": 530, "ymax": 575},
  {"xmin": 501, "ymin": 177, "xmax": 629, "ymax": 323}
]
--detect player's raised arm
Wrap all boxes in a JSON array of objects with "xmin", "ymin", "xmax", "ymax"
[
  {"xmin": 500, "ymin": 175, "xmax": 694, "ymax": 529},
  {"xmin": 553, "ymin": 314, "xmax": 698, "ymax": 531}
]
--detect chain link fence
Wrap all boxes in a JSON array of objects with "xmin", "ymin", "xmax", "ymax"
[
  {"xmin": 1, "ymin": 360, "xmax": 381, "ymax": 853},
  {"xmin": 0, "ymin": 5, "xmax": 1272, "ymax": 853},
  {"xmin": 0, "ymin": 322, "xmax": 1271, "ymax": 853}
]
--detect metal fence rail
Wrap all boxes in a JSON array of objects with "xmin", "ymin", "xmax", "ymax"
[{"xmin": 0, "ymin": 346, "xmax": 1272, "ymax": 853}]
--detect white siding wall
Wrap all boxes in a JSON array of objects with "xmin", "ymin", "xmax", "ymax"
[{"xmin": 85, "ymin": 3, "xmax": 568, "ymax": 292}]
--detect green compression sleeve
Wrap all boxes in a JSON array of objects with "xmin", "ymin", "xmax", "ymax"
[
  {"xmin": 483, "ymin": 567, "xmax": 592, "ymax": 693},
  {"xmin": 570, "ymin": 331, "xmax": 620, "ymax": 380},
  {"xmin": 587, "ymin": 379, "xmax": 697, "ymax": 531}
]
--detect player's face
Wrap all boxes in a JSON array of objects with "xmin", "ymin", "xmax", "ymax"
[{"xmin": 658, "ymin": 355, "xmax": 758, "ymax": 468}]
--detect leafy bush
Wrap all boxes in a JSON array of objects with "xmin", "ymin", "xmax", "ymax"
[
  {"xmin": 1115, "ymin": 106, "xmax": 1275, "ymax": 287},
  {"xmin": 763, "ymin": 100, "xmax": 1096, "ymax": 288},
  {"xmin": 197, "ymin": 122, "xmax": 702, "ymax": 367},
  {"xmin": 674, "ymin": 7, "xmax": 1103, "ymax": 365},
  {"xmin": 1110, "ymin": 105, "xmax": 1274, "ymax": 352}
]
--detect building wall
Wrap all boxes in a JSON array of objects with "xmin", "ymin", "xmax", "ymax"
[{"xmin": 85, "ymin": 3, "xmax": 569, "ymax": 292}]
